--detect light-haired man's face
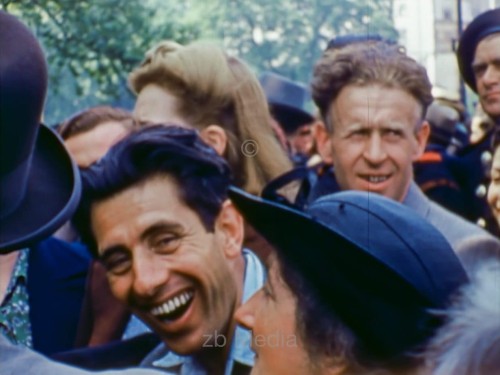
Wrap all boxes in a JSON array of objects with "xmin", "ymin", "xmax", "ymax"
[
  {"xmin": 473, "ymin": 33, "xmax": 500, "ymax": 119},
  {"xmin": 316, "ymin": 84, "xmax": 429, "ymax": 202}
]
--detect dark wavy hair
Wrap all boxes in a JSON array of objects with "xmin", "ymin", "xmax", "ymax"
[{"xmin": 75, "ymin": 125, "xmax": 232, "ymax": 253}]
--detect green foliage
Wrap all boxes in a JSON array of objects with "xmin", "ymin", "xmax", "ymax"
[
  {"xmin": 1, "ymin": 0, "xmax": 200, "ymax": 123},
  {"xmin": 0, "ymin": 0, "xmax": 397, "ymax": 122},
  {"xmin": 195, "ymin": 0, "xmax": 398, "ymax": 83}
]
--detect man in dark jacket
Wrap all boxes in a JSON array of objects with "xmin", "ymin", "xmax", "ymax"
[{"xmin": 455, "ymin": 8, "xmax": 500, "ymax": 234}]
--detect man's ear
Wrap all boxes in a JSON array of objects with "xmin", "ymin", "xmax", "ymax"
[
  {"xmin": 200, "ymin": 125, "xmax": 228, "ymax": 155},
  {"xmin": 413, "ymin": 120, "xmax": 430, "ymax": 160},
  {"xmin": 215, "ymin": 199, "xmax": 244, "ymax": 259},
  {"xmin": 314, "ymin": 121, "xmax": 333, "ymax": 164}
]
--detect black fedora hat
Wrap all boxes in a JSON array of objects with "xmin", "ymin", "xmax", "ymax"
[
  {"xmin": 259, "ymin": 72, "xmax": 314, "ymax": 134},
  {"xmin": 0, "ymin": 11, "xmax": 81, "ymax": 252},
  {"xmin": 456, "ymin": 8, "xmax": 500, "ymax": 92},
  {"xmin": 229, "ymin": 187, "xmax": 468, "ymax": 362}
]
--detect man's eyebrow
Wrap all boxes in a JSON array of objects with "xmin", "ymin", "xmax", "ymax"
[
  {"xmin": 382, "ymin": 123, "xmax": 405, "ymax": 130},
  {"xmin": 98, "ymin": 222, "xmax": 184, "ymax": 259},
  {"xmin": 140, "ymin": 221, "xmax": 184, "ymax": 242}
]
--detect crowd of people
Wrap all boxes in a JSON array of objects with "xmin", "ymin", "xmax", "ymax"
[{"xmin": 0, "ymin": 7, "xmax": 499, "ymax": 375}]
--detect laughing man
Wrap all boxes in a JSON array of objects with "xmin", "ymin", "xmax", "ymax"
[{"xmin": 79, "ymin": 125, "xmax": 265, "ymax": 374}]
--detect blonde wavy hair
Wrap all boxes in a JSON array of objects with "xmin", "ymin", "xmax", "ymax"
[{"xmin": 129, "ymin": 41, "xmax": 291, "ymax": 193}]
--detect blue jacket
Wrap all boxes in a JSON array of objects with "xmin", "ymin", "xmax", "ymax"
[{"xmin": 28, "ymin": 237, "xmax": 91, "ymax": 355}]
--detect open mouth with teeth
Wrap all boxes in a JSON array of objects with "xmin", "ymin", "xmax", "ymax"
[
  {"xmin": 150, "ymin": 290, "xmax": 194, "ymax": 321},
  {"xmin": 360, "ymin": 175, "xmax": 390, "ymax": 184}
]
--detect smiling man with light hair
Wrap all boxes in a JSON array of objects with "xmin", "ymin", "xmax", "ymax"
[{"xmin": 295, "ymin": 37, "xmax": 500, "ymax": 253}]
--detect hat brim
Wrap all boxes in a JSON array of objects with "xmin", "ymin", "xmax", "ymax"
[
  {"xmin": 228, "ymin": 187, "xmax": 426, "ymax": 292},
  {"xmin": 0, "ymin": 125, "xmax": 81, "ymax": 252},
  {"xmin": 229, "ymin": 187, "xmax": 440, "ymax": 360}
]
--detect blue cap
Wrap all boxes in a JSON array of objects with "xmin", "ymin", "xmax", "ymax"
[{"xmin": 229, "ymin": 187, "xmax": 468, "ymax": 362}]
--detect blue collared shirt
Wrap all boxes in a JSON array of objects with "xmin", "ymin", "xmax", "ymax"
[{"xmin": 142, "ymin": 249, "xmax": 266, "ymax": 375}]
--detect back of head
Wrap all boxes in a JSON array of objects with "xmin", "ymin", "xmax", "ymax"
[
  {"xmin": 312, "ymin": 40, "xmax": 433, "ymax": 127},
  {"xmin": 58, "ymin": 106, "xmax": 135, "ymax": 140},
  {"xmin": 129, "ymin": 40, "xmax": 291, "ymax": 193},
  {"xmin": 425, "ymin": 102, "xmax": 460, "ymax": 147}
]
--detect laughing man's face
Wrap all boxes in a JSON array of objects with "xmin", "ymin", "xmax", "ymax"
[{"xmin": 92, "ymin": 175, "xmax": 241, "ymax": 355}]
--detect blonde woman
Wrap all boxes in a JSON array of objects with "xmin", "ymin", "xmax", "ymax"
[{"xmin": 129, "ymin": 40, "xmax": 292, "ymax": 194}]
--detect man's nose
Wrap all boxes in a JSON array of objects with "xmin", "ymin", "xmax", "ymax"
[
  {"xmin": 363, "ymin": 134, "xmax": 387, "ymax": 165},
  {"xmin": 131, "ymin": 252, "xmax": 169, "ymax": 299},
  {"xmin": 234, "ymin": 292, "xmax": 258, "ymax": 331},
  {"xmin": 482, "ymin": 64, "xmax": 500, "ymax": 86}
]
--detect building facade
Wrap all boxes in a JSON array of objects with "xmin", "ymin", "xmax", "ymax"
[{"xmin": 393, "ymin": 0, "xmax": 499, "ymax": 108}]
